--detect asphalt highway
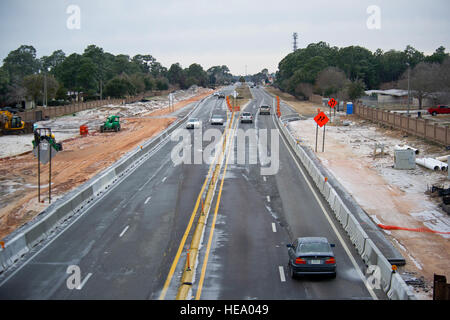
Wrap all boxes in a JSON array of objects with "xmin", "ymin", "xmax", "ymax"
[{"xmin": 0, "ymin": 86, "xmax": 386, "ymax": 300}]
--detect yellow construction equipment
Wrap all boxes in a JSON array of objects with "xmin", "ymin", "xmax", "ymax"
[{"xmin": 0, "ymin": 110, "xmax": 25, "ymax": 134}]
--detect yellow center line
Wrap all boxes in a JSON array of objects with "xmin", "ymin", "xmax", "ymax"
[
  {"xmin": 158, "ymin": 103, "xmax": 230, "ymax": 300},
  {"xmin": 195, "ymin": 108, "xmax": 242, "ymax": 300}
]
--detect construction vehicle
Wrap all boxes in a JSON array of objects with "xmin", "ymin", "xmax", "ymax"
[
  {"xmin": 100, "ymin": 115, "xmax": 121, "ymax": 133},
  {"xmin": 32, "ymin": 130, "xmax": 63, "ymax": 152},
  {"xmin": 0, "ymin": 110, "xmax": 25, "ymax": 134}
]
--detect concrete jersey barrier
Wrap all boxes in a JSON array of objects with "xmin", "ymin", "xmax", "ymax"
[
  {"xmin": 0, "ymin": 95, "xmax": 210, "ymax": 275},
  {"xmin": 272, "ymin": 110, "xmax": 415, "ymax": 300}
]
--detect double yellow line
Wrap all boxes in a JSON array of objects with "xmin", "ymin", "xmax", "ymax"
[
  {"xmin": 159, "ymin": 108, "xmax": 237, "ymax": 300},
  {"xmin": 195, "ymin": 108, "xmax": 239, "ymax": 299}
]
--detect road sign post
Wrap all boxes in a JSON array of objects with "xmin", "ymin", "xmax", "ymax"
[
  {"xmin": 33, "ymin": 128, "xmax": 59, "ymax": 204},
  {"xmin": 314, "ymin": 111, "xmax": 329, "ymax": 153},
  {"xmin": 328, "ymin": 98, "xmax": 337, "ymax": 121}
]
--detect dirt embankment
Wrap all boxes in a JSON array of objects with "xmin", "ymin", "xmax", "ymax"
[{"xmin": 0, "ymin": 90, "xmax": 213, "ymax": 241}]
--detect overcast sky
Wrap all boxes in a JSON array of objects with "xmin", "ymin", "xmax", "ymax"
[{"xmin": 0, "ymin": 0, "xmax": 449, "ymax": 75}]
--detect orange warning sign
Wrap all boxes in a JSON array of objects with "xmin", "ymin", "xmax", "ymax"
[{"xmin": 314, "ymin": 111, "xmax": 329, "ymax": 128}]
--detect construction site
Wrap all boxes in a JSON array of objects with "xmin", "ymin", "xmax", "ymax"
[
  {"xmin": 0, "ymin": 86, "xmax": 213, "ymax": 241},
  {"xmin": 269, "ymin": 87, "xmax": 450, "ymax": 299}
]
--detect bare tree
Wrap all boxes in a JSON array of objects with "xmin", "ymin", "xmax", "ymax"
[
  {"xmin": 399, "ymin": 62, "xmax": 441, "ymax": 109},
  {"xmin": 315, "ymin": 67, "xmax": 347, "ymax": 97},
  {"xmin": 295, "ymin": 82, "xmax": 313, "ymax": 99}
]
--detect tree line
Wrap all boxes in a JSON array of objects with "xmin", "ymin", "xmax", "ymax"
[
  {"xmin": 0, "ymin": 45, "xmax": 234, "ymax": 107},
  {"xmin": 275, "ymin": 42, "xmax": 450, "ymax": 105}
]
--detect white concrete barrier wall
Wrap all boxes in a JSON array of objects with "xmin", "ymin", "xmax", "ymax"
[
  {"xmin": 0, "ymin": 233, "xmax": 28, "ymax": 273},
  {"xmin": 321, "ymin": 182, "xmax": 331, "ymax": 201},
  {"xmin": 345, "ymin": 214, "xmax": 369, "ymax": 255},
  {"xmin": 275, "ymin": 115, "xmax": 414, "ymax": 299},
  {"xmin": 0, "ymin": 97, "xmax": 208, "ymax": 274},
  {"xmin": 388, "ymin": 273, "xmax": 417, "ymax": 300},
  {"xmin": 328, "ymin": 188, "xmax": 338, "ymax": 208},
  {"xmin": 335, "ymin": 199, "xmax": 350, "ymax": 228}
]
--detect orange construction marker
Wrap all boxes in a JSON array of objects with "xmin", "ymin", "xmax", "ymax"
[
  {"xmin": 186, "ymin": 249, "xmax": 191, "ymax": 271},
  {"xmin": 0, "ymin": 241, "xmax": 4, "ymax": 249}
]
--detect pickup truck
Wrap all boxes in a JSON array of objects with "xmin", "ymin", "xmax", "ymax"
[{"xmin": 428, "ymin": 105, "xmax": 450, "ymax": 116}]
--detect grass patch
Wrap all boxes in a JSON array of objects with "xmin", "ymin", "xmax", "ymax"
[
  {"xmin": 264, "ymin": 86, "xmax": 321, "ymax": 117},
  {"xmin": 227, "ymin": 84, "xmax": 253, "ymax": 110}
]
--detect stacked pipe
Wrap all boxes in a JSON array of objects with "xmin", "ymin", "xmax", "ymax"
[
  {"xmin": 394, "ymin": 144, "xmax": 419, "ymax": 155},
  {"xmin": 416, "ymin": 158, "xmax": 448, "ymax": 171}
]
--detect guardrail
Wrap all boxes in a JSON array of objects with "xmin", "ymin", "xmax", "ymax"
[
  {"xmin": 0, "ymin": 95, "xmax": 210, "ymax": 276},
  {"xmin": 273, "ymin": 113, "xmax": 416, "ymax": 300}
]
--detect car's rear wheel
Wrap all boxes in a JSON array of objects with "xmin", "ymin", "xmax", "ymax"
[
  {"xmin": 432, "ymin": 112, "xmax": 437, "ymax": 116},
  {"xmin": 288, "ymin": 263, "xmax": 296, "ymax": 279}
]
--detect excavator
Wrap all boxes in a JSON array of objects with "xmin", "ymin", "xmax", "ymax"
[{"xmin": 0, "ymin": 110, "xmax": 25, "ymax": 134}]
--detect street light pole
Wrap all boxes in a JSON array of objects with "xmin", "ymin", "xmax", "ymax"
[{"xmin": 407, "ymin": 62, "xmax": 410, "ymax": 115}]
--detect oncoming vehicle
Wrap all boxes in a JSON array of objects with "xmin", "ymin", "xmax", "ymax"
[
  {"xmin": 240, "ymin": 112, "xmax": 253, "ymax": 123},
  {"xmin": 210, "ymin": 114, "xmax": 224, "ymax": 125},
  {"xmin": 287, "ymin": 237, "xmax": 336, "ymax": 279},
  {"xmin": 186, "ymin": 118, "xmax": 201, "ymax": 129},
  {"xmin": 259, "ymin": 105, "xmax": 270, "ymax": 115}
]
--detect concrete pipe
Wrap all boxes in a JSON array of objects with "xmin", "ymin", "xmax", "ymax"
[
  {"xmin": 416, "ymin": 158, "xmax": 440, "ymax": 171},
  {"xmin": 435, "ymin": 155, "xmax": 450, "ymax": 162},
  {"xmin": 394, "ymin": 144, "xmax": 419, "ymax": 155}
]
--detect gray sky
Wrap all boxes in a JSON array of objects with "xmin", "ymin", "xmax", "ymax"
[{"xmin": 0, "ymin": 0, "xmax": 449, "ymax": 75}]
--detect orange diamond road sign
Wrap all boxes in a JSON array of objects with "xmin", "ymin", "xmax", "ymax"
[
  {"xmin": 328, "ymin": 98, "xmax": 337, "ymax": 108},
  {"xmin": 314, "ymin": 111, "xmax": 329, "ymax": 127}
]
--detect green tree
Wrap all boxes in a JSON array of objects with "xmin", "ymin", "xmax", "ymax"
[
  {"xmin": 105, "ymin": 74, "xmax": 135, "ymax": 98},
  {"xmin": 23, "ymin": 74, "xmax": 59, "ymax": 104},
  {"xmin": 346, "ymin": 79, "xmax": 366, "ymax": 101},
  {"xmin": 155, "ymin": 78, "xmax": 169, "ymax": 91},
  {"xmin": 186, "ymin": 63, "xmax": 208, "ymax": 87},
  {"xmin": 41, "ymin": 50, "xmax": 66, "ymax": 73},
  {"xmin": 425, "ymin": 46, "xmax": 449, "ymax": 64},
  {"xmin": 2, "ymin": 45, "xmax": 39, "ymax": 83},
  {"xmin": 0, "ymin": 67, "xmax": 9, "ymax": 96},
  {"xmin": 168, "ymin": 63, "xmax": 186, "ymax": 87}
]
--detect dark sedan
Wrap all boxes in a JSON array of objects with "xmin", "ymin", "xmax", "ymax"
[{"xmin": 287, "ymin": 237, "xmax": 336, "ymax": 279}]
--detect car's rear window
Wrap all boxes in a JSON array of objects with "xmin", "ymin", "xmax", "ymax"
[
  {"xmin": 298, "ymin": 242, "xmax": 330, "ymax": 253},
  {"xmin": 243, "ymin": 112, "xmax": 251, "ymax": 116}
]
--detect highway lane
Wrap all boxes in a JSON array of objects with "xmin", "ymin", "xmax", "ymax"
[
  {"xmin": 0, "ymin": 85, "xmax": 386, "ymax": 300},
  {"xmin": 0, "ymin": 89, "xmax": 233, "ymax": 299},
  {"xmin": 192, "ymin": 87, "xmax": 386, "ymax": 300}
]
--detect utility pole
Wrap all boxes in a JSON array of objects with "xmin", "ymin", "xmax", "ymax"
[
  {"xmin": 407, "ymin": 62, "xmax": 411, "ymax": 115},
  {"xmin": 293, "ymin": 32, "xmax": 298, "ymax": 52},
  {"xmin": 100, "ymin": 79, "xmax": 103, "ymax": 100},
  {"xmin": 43, "ymin": 72, "xmax": 48, "ymax": 108}
]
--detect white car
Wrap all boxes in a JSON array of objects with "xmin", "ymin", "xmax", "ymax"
[
  {"xmin": 186, "ymin": 118, "xmax": 201, "ymax": 129},
  {"xmin": 210, "ymin": 114, "xmax": 224, "ymax": 125},
  {"xmin": 240, "ymin": 112, "xmax": 253, "ymax": 123}
]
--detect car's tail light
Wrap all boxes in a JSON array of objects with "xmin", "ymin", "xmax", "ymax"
[
  {"xmin": 295, "ymin": 257, "xmax": 307, "ymax": 264},
  {"xmin": 325, "ymin": 257, "xmax": 336, "ymax": 264}
]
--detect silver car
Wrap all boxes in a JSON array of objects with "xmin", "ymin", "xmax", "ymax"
[
  {"xmin": 240, "ymin": 112, "xmax": 253, "ymax": 123},
  {"xmin": 186, "ymin": 118, "xmax": 201, "ymax": 129},
  {"xmin": 210, "ymin": 114, "xmax": 224, "ymax": 125}
]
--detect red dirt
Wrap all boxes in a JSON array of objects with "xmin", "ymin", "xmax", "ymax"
[{"xmin": 0, "ymin": 90, "xmax": 213, "ymax": 241}]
